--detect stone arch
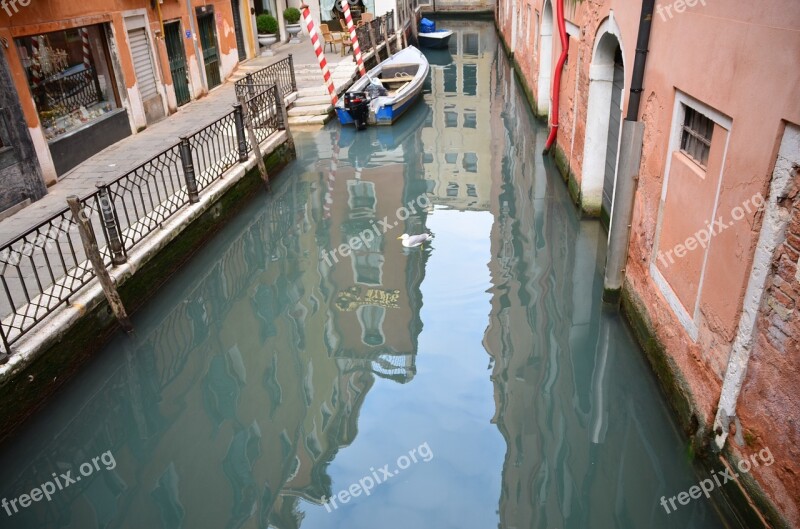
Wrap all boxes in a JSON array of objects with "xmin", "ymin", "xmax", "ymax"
[{"xmin": 580, "ymin": 14, "xmax": 626, "ymax": 219}]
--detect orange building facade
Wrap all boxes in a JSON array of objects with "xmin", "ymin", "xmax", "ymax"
[
  {"xmin": 496, "ymin": 0, "xmax": 800, "ymax": 526},
  {"xmin": 0, "ymin": 0, "xmax": 250, "ymax": 185}
]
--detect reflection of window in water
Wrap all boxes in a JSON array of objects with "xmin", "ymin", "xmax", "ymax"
[
  {"xmin": 463, "ymin": 33, "xmax": 480, "ymax": 55},
  {"xmin": 15, "ymin": 25, "xmax": 120, "ymax": 141},
  {"xmin": 464, "ymin": 112, "xmax": 477, "ymax": 129},
  {"xmin": 448, "ymin": 31, "xmax": 458, "ymax": 54},
  {"xmin": 467, "ymin": 184, "xmax": 477, "ymax": 197},
  {"xmin": 443, "ymin": 64, "xmax": 457, "ymax": 93},
  {"xmin": 445, "ymin": 111, "xmax": 458, "ymax": 128},
  {"xmin": 447, "ymin": 182, "xmax": 459, "ymax": 197},
  {"xmin": 358, "ymin": 305, "xmax": 386, "ymax": 346},
  {"xmin": 463, "ymin": 64, "xmax": 477, "ymax": 96},
  {"xmin": 445, "ymin": 153, "xmax": 458, "ymax": 164},
  {"xmin": 347, "ymin": 180, "xmax": 376, "ymax": 214},
  {"xmin": 354, "ymin": 252, "xmax": 383, "ymax": 285},
  {"xmin": 423, "ymin": 152, "xmax": 434, "ymax": 164},
  {"xmin": 463, "ymin": 152, "xmax": 478, "ymax": 173}
]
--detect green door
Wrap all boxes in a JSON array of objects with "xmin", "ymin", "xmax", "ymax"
[
  {"xmin": 164, "ymin": 22, "xmax": 191, "ymax": 106},
  {"xmin": 197, "ymin": 13, "xmax": 222, "ymax": 90}
]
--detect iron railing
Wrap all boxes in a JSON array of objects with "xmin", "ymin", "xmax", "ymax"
[
  {"xmin": 34, "ymin": 66, "xmax": 103, "ymax": 118},
  {"xmin": 0, "ymin": 83, "xmax": 286, "ymax": 355},
  {"xmin": 243, "ymin": 84, "xmax": 283, "ymax": 144},
  {"xmin": 234, "ymin": 55, "xmax": 296, "ymax": 100}
]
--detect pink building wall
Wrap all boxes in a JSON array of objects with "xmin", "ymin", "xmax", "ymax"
[{"xmin": 496, "ymin": 0, "xmax": 800, "ymax": 525}]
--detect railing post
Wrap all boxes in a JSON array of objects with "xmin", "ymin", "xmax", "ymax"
[
  {"xmin": 245, "ymin": 72, "xmax": 256, "ymax": 100},
  {"xmin": 96, "ymin": 185, "xmax": 127, "ymax": 266},
  {"xmin": 274, "ymin": 84, "xmax": 295, "ymax": 152},
  {"xmin": 178, "ymin": 137, "xmax": 200, "ymax": 203},
  {"xmin": 0, "ymin": 325, "xmax": 10, "ymax": 361},
  {"xmin": 233, "ymin": 103, "xmax": 249, "ymax": 162},
  {"xmin": 288, "ymin": 54, "xmax": 297, "ymax": 92}
]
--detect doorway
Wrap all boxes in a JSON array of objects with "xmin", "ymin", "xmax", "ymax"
[
  {"xmin": 602, "ymin": 47, "xmax": 624, "ymax": 225},
  {"xmin": 197, "ymin": 12, "xmax": 222, "ymax": 90},
  {"xmin": 231, "ymin": 0, "xmax": 247, "ymax": 62},
  {"xmin": 164, "ymin": 21, "xmax": 191, "ymax": 106},
  {"xmin": 579, "ymin": 20, "xmax": 625, "ymax": 219}
]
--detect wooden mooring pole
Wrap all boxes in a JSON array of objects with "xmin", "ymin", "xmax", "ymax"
[
  {"xmin": 236, "ymin": 93, "xmax": 270, "ymax": 186},
  {"xmin": 66, "ymin": 196, "xmax": 133, "ymax": 334}
]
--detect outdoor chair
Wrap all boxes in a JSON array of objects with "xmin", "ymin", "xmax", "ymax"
[{"xmin": 320, "ymin": 24, "xmax": 338, "ymax": 52}]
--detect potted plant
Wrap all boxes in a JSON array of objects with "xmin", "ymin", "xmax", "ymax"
[
  {"xmin": 284, "ymin": 7, "xmax": 302, "ymax": 43},
  {"xmin": 256, "ymin": 13, "xmax": 279, "ymax": 54}
]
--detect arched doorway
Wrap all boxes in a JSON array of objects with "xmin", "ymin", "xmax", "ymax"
[
  {"xmin": 580, "ymin": 18, "xmax": 625, "ymax": 221},
  {"xmin": 536, "ymin": 0, "xmax": 553, "ymax": 117}
]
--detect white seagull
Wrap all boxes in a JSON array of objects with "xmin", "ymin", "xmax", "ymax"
[{"xmin": 398, "ymin": 233, "xmax": 433, "ymax": 248}]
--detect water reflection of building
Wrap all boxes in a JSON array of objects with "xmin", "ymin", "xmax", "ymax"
[
  {"xmin": 483, "ymin": 37, "xmax": 707, "ymax": 529},
  {"xmin": 314, "ymin": 102, "xmax": 430, "ymax": 384},
  {"xmin": 0, "ymin": 120, "xmax": 428, "ymax": 528},
  {"xmin": 420, "ymin": 21, "xmax": 492, "ymax": 212}
]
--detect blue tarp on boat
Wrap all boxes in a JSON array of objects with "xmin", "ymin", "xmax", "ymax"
[{"xmin": 420, "ymin": 18, "xmax": 435, "ymax": 33}]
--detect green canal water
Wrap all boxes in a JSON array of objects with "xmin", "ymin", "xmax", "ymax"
[{"xmin": 0, "ymin": 20, "xmax": 736, "ymax": 529}]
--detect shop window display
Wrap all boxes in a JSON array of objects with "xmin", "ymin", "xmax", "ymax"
[{"xmin": 15, "ymin": 25, "xmax": 119, "ymax": 141}]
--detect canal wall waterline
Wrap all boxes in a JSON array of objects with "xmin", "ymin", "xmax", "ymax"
[
  {"xmin": 493, "ymin": 17, "xmax": 790, "ymax": 529},
  {"xmin": 0, "ymin": 134, "xmax": 296, "ymax": 446}
]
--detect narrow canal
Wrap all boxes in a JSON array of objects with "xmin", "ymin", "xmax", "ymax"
[{"xmin": 0, "ymin": 20, "xmax": 736, "ymax": 529}]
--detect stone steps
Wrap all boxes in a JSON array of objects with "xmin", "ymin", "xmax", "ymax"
[
  {"xmin": 288, "ymin": 114, "xmax": 333, "ymax": 126},
  {"xmin": 293, "ymin": 95, "xmax": 333, "ymax": 106},
  {"xmin": 287, "ymin": 103, "xmax": 333, "ymax": 117}
]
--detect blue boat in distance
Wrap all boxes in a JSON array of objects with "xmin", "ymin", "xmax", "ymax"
[
  {"xmin": 418, "ymin": 18, "xmax": 453, "ymax": 49},
  {"xmin": 335, "ymin": 46, "xmax": 430, "ymax": 129}
]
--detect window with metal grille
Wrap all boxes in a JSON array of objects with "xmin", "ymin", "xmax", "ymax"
[{"xmin": 680, "ymin": 107, "xmax": 713, "ymax": 167}]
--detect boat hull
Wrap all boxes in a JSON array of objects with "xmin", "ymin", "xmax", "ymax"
[
  {"xmin": 418, "ymin": 30, "xmax": 452, "ymax": 49},
  {"xmin": 335, "ymin": 46, "xmax": 429, "ymax": 127}
]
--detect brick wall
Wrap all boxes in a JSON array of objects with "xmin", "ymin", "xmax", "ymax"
[{"xmin": 738, "ymin": 170, "xmax": 800, "ymax": 523}]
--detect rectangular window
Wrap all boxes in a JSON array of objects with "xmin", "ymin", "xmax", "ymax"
[
  {"xmin": 423, "ymin": 152, "xmax": 434, "ymax": 164},
  {"xmin": 680, "ymin": 107, "xmax": 713, "ymax": 167},
  {"xmin": 463, "ymin": 33, "xmax": 479, "ymax": 56},
  {"xmin": 462, "ymin": 152, "xmax": 478, "ymax": 173},
  {"xmin": 464, "ymin": 112, "xmax": 477, "ymax": 129},
  {"xmin": 466, "ymin": 184, "xmax": 477, "ymax": 197},
  {"xmin": 462, "ymin": 64, "xmax": 477, "ymax": 96},
  {"xmin": 445, "ymin": 111, "xmax": 458, "ymax": 128},
  {"xmin": 443, "ymin": 64, "xmax": 457, "ymax": 93},
  {"xmin": 444, "ymin": 153, "xmax": 458, "ymax": 164},
  {"xmin": 15, "ymin": 25, "xmax": 120, "ymax": 142},
  {"xmin": 446, "ymin": 182, "xmax": 459, "ymax": 197}
]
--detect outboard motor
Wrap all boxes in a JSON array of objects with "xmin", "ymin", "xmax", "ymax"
[{"xmin": 344, "ymin": 91, "xmax": 369, "ymax": 131}]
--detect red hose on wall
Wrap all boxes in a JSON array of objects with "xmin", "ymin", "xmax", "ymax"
[{"xmin": 543, "ymin": 0, "xmax": 568, "ymax": 153}]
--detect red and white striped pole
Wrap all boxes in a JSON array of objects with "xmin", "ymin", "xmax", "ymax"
[
  {"xmin": 80, "ymin": 28, "xmax": 92, "ymax": 79},
  {"xmin": 323, "ymin": 130, "xmax": 340, "ymax": 220},
  {"xmin": 340, "ymin": 0, "xmax": 366, "ymax": 77},
  {"xmin": 300, "ymin": 3, "xmax": 338, "ymax": 106},
  {"xmin": 30, "ymin": 36, "xmax": 42, "ymax": 88}
]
